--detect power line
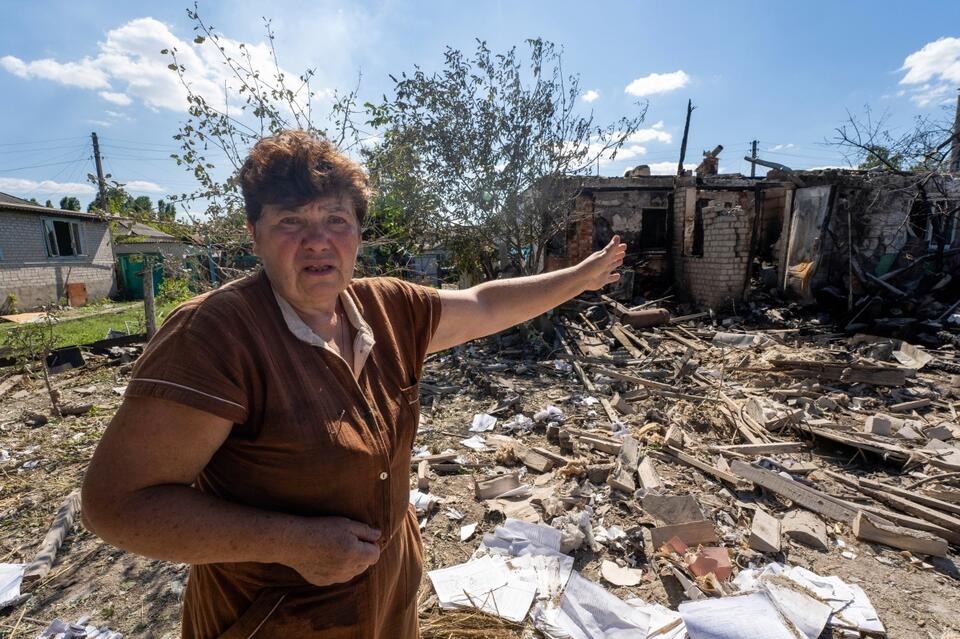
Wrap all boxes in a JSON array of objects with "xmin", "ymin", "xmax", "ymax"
[
  {"xmin": 0, "ymin": 135, "xmax": 87, "ymax": 147},
  {"xmin": 0, "ymin": 159, "xmax": 83, "ymax": 173}
]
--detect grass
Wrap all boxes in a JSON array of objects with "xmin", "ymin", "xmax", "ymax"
[{"xmin": 0, "ymin": 298, "xmax": 185, "ymax": 349}]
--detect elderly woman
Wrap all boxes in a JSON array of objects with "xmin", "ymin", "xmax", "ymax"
[{"xmin": 81, "ymin": 130, "xmax": 626, "ymax": 638}]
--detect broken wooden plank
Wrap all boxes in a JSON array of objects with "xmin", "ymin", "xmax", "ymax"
[
  {"xmin": 474, "ymin": 472, "xmax": 521, "ymax": 500},
  {"xmin": 666, "ymin": 448, "xmax": 744, "ymax": 488},
  {"xmin": 858, "ymin": 486, "xmax": 960, "ymax": 534},
  {"xmin": 575, "ymin": 434, "xmax": 622, "ymax": 455},
  {"xmin": 609, "ymin": 323, "xmax": 643, "ymax": 359},
  {"xmin": 519, "ymin": 447, "xmax": 556, "ymax": 473},
  {"xmin": 638, "ymin": 457, "xmax": 664, "ymax": 491},
  {"xmin": 662, "ymin": 329, "xmax": 707, "ymax": 352},
  {"xmin": 730, "ymin": 460, "xmax": 858, "ymax": 525},
  {"xmin": 854, "ymin": 511, "xmax": 948, "ymax": 557},
  {"xmin": 529, "ymin": 446, "xmax": 571, "ymax": 467},
  {"xmin": 859, "ymin": 478, "xmax": 960, "ymax": 518},
  {"xmin": 749, "ymin": 509, "xmax": 781, "ymax": 553},
  {"xmin": 607, "ymin": 436, "xmax": 640, "ymax": 494},
  {"xmin": 712, "ymin": 442, "xmax": 807, "ymax": 456},
  {"xmin": 417, "ymin": 460, "xmax": 431, "ymax": 491},
  {"xmin": 410, "ymin": 453, "xmax": 459, "ymax": 467},
  {"xmin": 23, "ymin": 489, "xmax": 81, "ymax": 584},
  {"xmin": 888, "ymin": 398, "xmax": 932, "ymax": 413}
]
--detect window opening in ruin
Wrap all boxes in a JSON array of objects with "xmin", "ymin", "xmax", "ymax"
[
  {"xmin": 42, "ymin": 219, "xmax": 84, "ymax": 257},
  {"xmin": 691, "ymin": 200, "xmax": 705, "ymax": 256},
  {"xmin": 639, "ymin": 208, "xmax": 668, "ymax": 250},
  {"xmin": 908, "ymin": 196, "xmax": 930, "ymax": 240}
]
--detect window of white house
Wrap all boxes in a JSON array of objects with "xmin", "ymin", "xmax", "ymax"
[{"xmin": 43, "ymin": 219, "xmax": 85, "ymax": 257}]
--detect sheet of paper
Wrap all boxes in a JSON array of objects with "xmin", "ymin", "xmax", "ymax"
[
  {"xmin": 427, "ymin": 554, "xmax": 537, "ymax": 623},
  {"xmin": 551, "ymin": 571, "xmax": 652, "ymax": 639},
  {"xmin": 469, "ymin": 413, "xmax": 497, "ymax": 432},
  {"xmin": 0, "ymin": 563, "xmax": 24, "ymax": 607},
  {"xmin": 680, "ymin": 591, "xmax": 798, "ymax": 639}
]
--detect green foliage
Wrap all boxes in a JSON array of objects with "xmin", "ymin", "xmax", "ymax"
[
  {"xmin": 59, "ymin": 196, "xmax": 81, "ymax": 211},
  {"xmin": 158, "ymin": 276, "xmax": 193, "ymax": 304},
  {"xmin": 366, "ymin": 39, "xmax": 647, "ymax": 277},
  {"xmin": 45, "ymin": 199, "xmax": 54, "ymax": 208},
  {"xmin": 2, "ymin": 308, "xmax": 62, "ymax": 416},
  {"xmin": 858, "ymin": 145, "xmax": 904, "ymax": 171}
]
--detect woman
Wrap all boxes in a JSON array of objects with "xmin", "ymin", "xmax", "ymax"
[{"xmin": 81, "ymin": 130, "xmax": 626, "ymax": 638}]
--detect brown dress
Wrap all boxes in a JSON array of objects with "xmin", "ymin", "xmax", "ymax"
[{"xmin": 126, "ymin": 271, "xmax": 441, "ymax": 638}]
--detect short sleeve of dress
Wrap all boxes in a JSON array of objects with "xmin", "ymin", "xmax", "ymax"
[
  {"xmin": 124, "ymin": 295, "xmax": 253, "ymax": 424},
  {"xmin": 370, "ymin": 278, "xmax": 442, "ymax": 379}
]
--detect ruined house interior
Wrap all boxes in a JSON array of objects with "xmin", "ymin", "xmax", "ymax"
[{"xmin": 547, "ymin": 161, "xmax": 960, "ymax": 334}]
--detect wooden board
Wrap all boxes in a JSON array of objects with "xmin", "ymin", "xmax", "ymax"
[
  {"xmin": 730, "ymin": 460, "xmax": 858, "ymax": 525},
  {"xmin": 854, "ymin": 511, "xmax": 948, "ymax": 557},
  {"xmin": 607, "ymin": 436, "xmax": 640, "ymax": 494}
]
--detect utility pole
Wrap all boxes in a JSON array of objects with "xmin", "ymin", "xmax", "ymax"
[
  {"xmin": 950, "ymin": 92, "xmax": 960, "ymax": 173},
  {"xmin": 90, "ymin": 132, "xmax": 109, "ymax": 213},
  {"xmin": 677, "ymin": 99, "xmax": 693, "ymax": 176},
  {"xmin": 750, "ymin": 140, "xmax": 758, "ymax": 178}
]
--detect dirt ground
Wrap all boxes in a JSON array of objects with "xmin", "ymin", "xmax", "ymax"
[{"xmin": 1, "ymin": 322, "xmax": 959, "ymax": 638}]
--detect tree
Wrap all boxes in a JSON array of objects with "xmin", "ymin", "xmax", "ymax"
[
  {"xmin": 59, "ymin": 196, "xmax": 81, "ymax": 211},
  {"xmin": 857, "ymin": 145, "xmax": 903, "ymax": 171},
  {"xmin": 157, "ymin": 199, "xmax": 177, "ymax": 221},
  {"xmin": 132, "ymin": 196, "xmax": 154, "ymax": 215},
  {"xmin": 366, "ymin": 39, "xmax": 647, "ymax": 278},
  {"xmin": 45, "ymin": 199, "xmax": 54, "ymax": 208},
  {"xmin": 159, "ymin": 4, "xmax": 364, "ymax": 270},
  {"xmin": 2, "ymin": 309, "xmax": 62, "ymax": 417}
]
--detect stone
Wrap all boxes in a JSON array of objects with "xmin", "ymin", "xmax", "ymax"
[
  {"xmin": 864, "ymin": 414, "xmax": 903, "ymax": 436},
  {"xmin": 749, "ymin": 509, "xmax": 781, "ymax": 553},
  {"xmin": 781, "ymin": 510, "xmax": 829, "ymax": 551}
]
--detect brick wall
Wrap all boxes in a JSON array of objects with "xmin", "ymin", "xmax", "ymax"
[
  {"xmin": 672, "ymin": 186, "xmax": 755, "ymax": 308},
  {"xmin": 0, "ymin": 211, "xmax": 116, "ymax": 309}
]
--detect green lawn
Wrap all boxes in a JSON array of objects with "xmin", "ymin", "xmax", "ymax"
[{"xmin": 0, "ymin": 298, "xmax": 185, "ymax": 349}]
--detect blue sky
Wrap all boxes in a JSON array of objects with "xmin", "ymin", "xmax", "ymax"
[{"xmin": 2, "ymin": 0, "xmax": 959, "ymax": 215}]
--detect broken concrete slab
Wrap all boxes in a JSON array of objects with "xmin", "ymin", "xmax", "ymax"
[
  {"xmin": 864, "ymin": 413, "xmax": 903, "ymax": 436},
  {"xmin": 650, "ymin": 520, "xmax": 718, "ymax": 550},
  {"xmin": 641, "ymin": 494, "xmax": 704, "ymax": 526},
  {"xmin": 781, "ymin": 510, "xmax": 829, "ymax": 551},
  {"xmin": 749, "ymin": 509, "xmax": 782, "ymax": 554}
]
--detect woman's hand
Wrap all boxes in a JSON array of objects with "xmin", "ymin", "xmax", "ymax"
[
  {"xmin": 576, "ymin": 235, "xmax": 627, "ymax": 291},
  {"xmin": 280, "ymin": 516, "xmax": 381, "ymax": 586}
]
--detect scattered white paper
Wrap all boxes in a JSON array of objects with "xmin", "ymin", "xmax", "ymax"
[
  {"xmin": 409, "ymin": 490, "xmax": 437, "ymax": 514},
  {"xmin": 712, "ymin": 332, "xmax": 775, "ymax": 349},
  {"xmin": 534, "ymin": 405, "xmax": 565, "ymax": 423},
  {"xmin": 680, "ymin": 591, "xmax": 798, "ymax": 639},
  {"xmin": 546, "ymin": 571, "xmax": 652, "ymax": 639},
  {"xmin": 445, "ymin": 507, "xmax": 464, "ymax": 521},
  {"xmin": 0, "ymin": 563, "xmax": 24, "ymax": 607},
  {"xmin": 502, "ymin": 414, "xmax": 535, "ymax": 433},
  {"xmin": 581, "ymin": 396, "xmax": 599, "ymax": 406},
  {"xmin": 428, "ymin": 554, "xmax": 538, "ymax": 623},
  {"xmin": 460, "ymin": 522, "xmax": 478, "ymax": 541},
  {"xmin": 460, "ymin": 435, "xmax": 489, "ymax": 451},
  {"xmin": 469, "ymin": 413, "xmax": 498, "ymax": 433},
  {"xmin": 554, "ymin": 359, "xmax": 573, "ymax": 373}
]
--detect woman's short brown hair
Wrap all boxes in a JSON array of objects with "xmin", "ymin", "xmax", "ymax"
[{"xmin": 239, "ymin": 130, "xmax": 369, "ymax": 227}]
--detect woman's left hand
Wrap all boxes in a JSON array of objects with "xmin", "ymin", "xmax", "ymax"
[{"xmin": 576, "ymin": 235, "xmax": 627, "ymax": 291}]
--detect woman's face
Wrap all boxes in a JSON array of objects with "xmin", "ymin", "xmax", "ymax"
[{"xmin": 249, "ymin": 193, "xmax": 361, "ymax": 312}]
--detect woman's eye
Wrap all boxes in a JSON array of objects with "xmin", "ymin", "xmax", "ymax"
[{"xmin": 280, "ymin": 217, "xmax": 301, "ymax": 225}]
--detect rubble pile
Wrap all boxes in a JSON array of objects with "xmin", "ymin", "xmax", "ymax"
[{"xmin": 412, "ymin": 295, "xmax": 960, "ymax": 638}]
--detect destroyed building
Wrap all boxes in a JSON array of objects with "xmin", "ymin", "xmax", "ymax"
[{"xmin": 546, "ymin": 167, "xmax": 960, "ymax": 315}]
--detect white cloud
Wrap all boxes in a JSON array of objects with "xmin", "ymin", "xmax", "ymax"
[
  {"xmin": 768, "ymin": 143, "xmax": 795, "ymax": 152},
  {"xmin": 626, "ymin": 127, "xmax": 672, "ymax": 145},
  {"xmin": 581, "ymin": 89, "xmax": 600, "ymax": 103},
  {"xmin": 99, "ymin": 90, "xmax": 132, "ymax": 106},
  {"xmin": 86, "ymin": 119, "xmax": 113, "ymax": 127},
  {"xmin": 0, "ymin": 54, "xmax": 110, "ymax": 89},
  {"xmin": 645, "ymin": 161, "xmax": 697, "ymax": 175},
  {"xmin": 899, "ymin": 37, "xmax": 960, "ymax": 107},
  {"xmin": 0, "ymin": 177, "xmax": 96, "ymax": 195},
  {"xmin": 624, "ymin": 70, "xmax": 689, "ymax": 97},
  {"xmin": 124, "ymin": 180, "xmax": 165, "ymax": 193},
  {"xmin": 652, "ymin": 120, "xmax": 664, "ymax": 130},
  {"xmin": 0, "ymin": 17, "xmax": 325, "ymax": 115}
]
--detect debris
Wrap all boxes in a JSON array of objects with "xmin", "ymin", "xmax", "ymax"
[
  {"xmin": 781, "ymin": 510, "xmax": 830, "ymax": 551},
  {"xmin": 460, "ymin": 435, "xmax": 489, "ymax": 451},
  {"xmin": 638, "ymin": 457, "xmax": 664, "ymax": 491},
  {"xmin": 410, "ymin": 490, "xmax": 438, "ymax": 515},
  {"xmin": 22, "ymin": 489, "xmax": 81, "ymax": 584},
  {"xmin": 687, "ymin": 546, "xmax": 732, "ymax": 581},
  {"xmin": 474, "ymin": 472, "xmax": 521, "ymax": 500},
  {"xmin": 600, "ymin": 559, "xmax": 643, "ymax": 586},
  {"xmin": 469, "ymin": 413, "xmax": 497, "ymax": 432},
  {"xmin": 853, "ymin": 511, "xmax": 948, "ymax": 557},
  {"xmin": 650, "ymin": 521, "xmax": 718, "ymax": 550},
  {"xmin": 641, "ymin": 494, "xmax": 704, "ymax": 526},
  {"xmin": 606, "ymin": 436, "xmax": 640, "ymax": 494},
  {"xmin": 417, "ymin": 460, "xmax": 431, "ymax": 491},
  {"xmin": 459, "ymin": 523, "xmax": 477, "ymax": 542},
  {"xmin": 0, "ymin": 563, "xmax": 24, "ymax": 608},
  {"xmin": 748, "ymin": 509, "xmax": 781, "ymax": 554}
]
